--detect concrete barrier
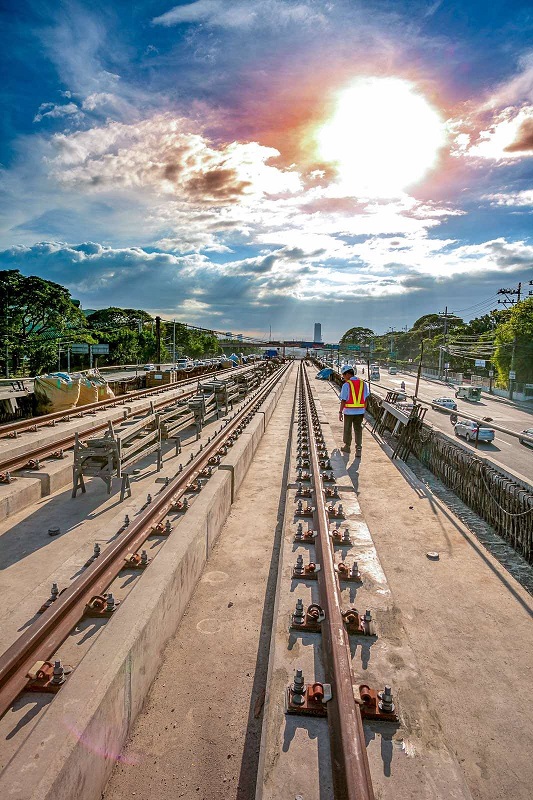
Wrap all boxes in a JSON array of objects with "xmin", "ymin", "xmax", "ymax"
[
  {"xmin": 0, "ymin": 364, "xmax": 293, "ymax": 800},
  {"xmin": 0, "ymin": 476, "xmax": 42, "ymax": 520}
]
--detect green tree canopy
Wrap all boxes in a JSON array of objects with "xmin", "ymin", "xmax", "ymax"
[
  {"xmin": 0, "ymin": 269, "xmax": 87, "ymax": 374},
  {"xmin": 493, "ymin": 298, "xmax": 533, "ymax": 386},
  {"xmin": 340, "ymin": 327, "xmax": 374, "ymax": 345},
  {"xmin": 86, "ymin": 307, "xmax": 153, "ymax": 330}
]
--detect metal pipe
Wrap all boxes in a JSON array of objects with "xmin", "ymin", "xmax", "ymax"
[{"xmin": 301, "ymin": 364, "xmax": 375, "ymax": 800}]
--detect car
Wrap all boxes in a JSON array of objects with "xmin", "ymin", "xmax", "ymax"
[
  {"xmin": 143, "ymin": 363, "xmax": 156, "ymax": 371},
  {"xmin": 388, "ymin": 366, "xmax": 397, "ymax": 375},
  {"xmin": 519, "ymin": 428, "xmax": 533, "ymax": 447},
  {"xmin": 454, "ymin": 420, "xmax": 495, "ymax": 443},
  {"xmin": 432, "ymin": 397, "xmax": 458, "ymax": 412}
]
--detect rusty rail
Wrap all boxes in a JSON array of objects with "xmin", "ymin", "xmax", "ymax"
[
  {"xmin": 0, "ymin": 388, "xmax": 197, "ymax": 474},
  {"xmin": 0, "ymin": 361, "xmax": 290, "ymax": 720},
  {"xmin": 0, "ymin": 364, "xmax": 252, "ymax": 438},
  {"xmin": 301, "ymin": 364, "xmax": 375, "ymax": 800}
]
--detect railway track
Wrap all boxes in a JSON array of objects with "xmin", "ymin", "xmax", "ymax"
[
  {"xmin": 0, "ymin": 361, "xmax": 290, "ymax": 721},
  {"xmin": 0, "ymin": 364, "xmax": 255, "ymax": 475},
  {"xmin": 278, "ymin": 364, "xmax": 379, "ymax": 798}
]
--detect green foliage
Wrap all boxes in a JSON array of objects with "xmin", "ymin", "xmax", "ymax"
[
  {"xmin": 0, "ymin": 269, "xmax": 87, "ymax": 374},
  {"xmin": 493, "ymin": 298, "xmax": 533, "ymax": 386},
  {"xmin": 339, "ymin": 327, "xmax": 374, "ymax": 345}
]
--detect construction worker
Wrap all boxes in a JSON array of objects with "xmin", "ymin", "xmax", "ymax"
[{"xmin": 339, "ymin": 364, "xmax": 369, "ymax": 457}]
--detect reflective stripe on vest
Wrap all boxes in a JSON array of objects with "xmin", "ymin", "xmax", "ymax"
[{"xmin": 345, "ymin": 378, "xmax": 365, "ymax": 408}]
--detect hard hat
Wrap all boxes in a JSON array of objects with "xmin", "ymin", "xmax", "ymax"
[{"xmin": 341, "ymin": 364, "xmax": 354, "ymax": 374}]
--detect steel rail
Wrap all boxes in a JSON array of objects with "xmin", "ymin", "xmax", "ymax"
[
  {"xmin": 0, "ymin": 388, "xmax": 198, "ymax": 474},
  {"xmin": 300, "ymin": 364, "xmax": 374, "ymax": 800},
  {"xmin": 0, "ymin": 364, "xmax": 253, "ymax": 438},
  {"xmin": 0, "ymin": 362, "xmax": 290, "ymax": 720}
]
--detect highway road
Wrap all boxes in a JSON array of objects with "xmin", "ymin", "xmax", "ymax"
[{"xmin": 372, "ymin": 371, "xmax": 533, "ymax": 482}]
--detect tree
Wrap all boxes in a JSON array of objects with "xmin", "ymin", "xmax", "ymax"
[
  {"xmin": 0, "ymin": 269, "xmax": 87, "ymax": 375},
  {"xmin": 493, "ymin": 298, "xmax": 533, "ymax": 386},
  {"xmin": 340, "ymin": 327, "xmax": 374, "ymax": 345},
  {"xmin": 86, "ymin": 307, "xmax": 153, "ymax": 330}
]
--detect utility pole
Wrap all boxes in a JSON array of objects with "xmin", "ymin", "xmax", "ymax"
[
  {"xmin": 172, "ymin": 319, "xmax": 176, "ymax": 366},
  {"xmin": 415, "ymin": 339, "xmax": 424, "ymax": 400},
  {"xmin": 155, "ymin": 316, "xmax": 161, "ymax": 368},
  {"xmin": 438, "ymin": 306, "xmax": 451, "ymax": 380},
  {"xmin": 497, "ymin": 283, "xmax": 522, "ymax": 399}
]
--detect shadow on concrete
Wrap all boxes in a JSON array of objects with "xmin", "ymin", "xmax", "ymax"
[
  {"xmin": 364, "ymin": 721, "xmax": 399, "ymax": 778},
  {"xmin": 4, "ymin": 694, "xmax": 53, "ymax": 742},
  {"xmin": 236, "ymin": 379, "xmax": 296, "ymax": 800},
  {"xmin": 349, "ymin": 636, "xmax": 377, "ymax": 670}
]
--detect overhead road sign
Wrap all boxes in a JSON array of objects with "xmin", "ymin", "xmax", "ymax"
[
  {"xmin": 91, "ymin": 344, "xmax": 109, "ymax": 354},
  {"xmin": 71, "ymin": 344, "xmax": 89, "ymax": 354},
  {"xmin": 475, "ymin": 359, "xmax": 486, "ymax": 367},
  {"xmin": 344, "ymin": 345, "xmax": 361, "ymax": 351}
]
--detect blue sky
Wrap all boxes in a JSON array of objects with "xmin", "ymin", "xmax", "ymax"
[{"xmin": 0, "ymin": 0, "xmax": 532, "ymax": 340}]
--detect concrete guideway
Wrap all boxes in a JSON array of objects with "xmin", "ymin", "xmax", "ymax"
[
  {"xmin": 311, "ymin": 364, "xmax": 533, "ymax": 800},
  {"xmin": 1, "ymin": 359, "xmax": 532, "ymax": 799},
  {"xmin": 0, "ymin": 362, "xmax": 291, "ymax": 800},
  {"xmin": 0, "ymin": 365, "xmax": 257, "ymax": 522}
]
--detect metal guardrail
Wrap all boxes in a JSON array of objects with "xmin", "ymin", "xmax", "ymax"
[{"xmin": 310, "ymin": 357, "xmax": 533, "ymax": 565}]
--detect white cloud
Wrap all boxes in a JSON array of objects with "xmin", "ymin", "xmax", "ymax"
[
  {"xmin": 483, "ymin": 190, "xmax": 533, "ymax": 207},
  {"xmin": 47, "ymin": 114, "xmax": 301, "ymax": 200},
  {"xmin": 461, "ymin": 106, "xmax": 533, "ymax": 160},
  {"xmin": 34, "ymin": 102, "xmax": 82, "ymax": 123},
  {"xmin": 152, "ymin": 0, "xmax": 325, "ymax": 29}
]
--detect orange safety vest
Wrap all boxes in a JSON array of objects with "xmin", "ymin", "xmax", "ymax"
[{"xmin": 345, "ymin": 377, "xmax": 365, "ymax": 409}]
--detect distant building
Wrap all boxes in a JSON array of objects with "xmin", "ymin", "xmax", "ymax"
[{"xmin": 314, "ymin": 323, "xmax": 322, "ymax": 343}]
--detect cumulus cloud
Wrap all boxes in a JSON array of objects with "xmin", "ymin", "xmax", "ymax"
[
  {"xmin": 152, "ymin": 0, "xmax": 325, "ymax": 29},
  {"xmin": 483, "ymin": 190, "xmax": 533, "ymax": 207},
  {"xmin": 47, "ymin": 114, "xmax": 301, "ymax": 203},
  {"xmin": 34, "ymin": 101, "xmax": 82, "ymax": 123},
  {"xmin": 505, "ymin": 116, "xmax": 533, "ymax": 152},
  {"xmin": 450, "ymin": 52, "xmax": 533, "ymax": 161}
]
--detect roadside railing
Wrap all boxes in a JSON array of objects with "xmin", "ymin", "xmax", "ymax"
[{"xmin": 309, "ymin": 357, "xmax": 533, "ymax": 564}]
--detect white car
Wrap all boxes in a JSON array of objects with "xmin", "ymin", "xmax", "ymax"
[
  {"xmin": 519, "ymin": 428, "xmax": 533, "ymax": 448},
  {"xmin": 432, "ymin": 397, "xmax": 458, "ymax": 412},
  {"xmin": 454, "ymin": 420, "xmax": 495, "ymax": 443},
  {"xmin": 143, "ymin": 363, "xmax": 156, "ymax": 371}
]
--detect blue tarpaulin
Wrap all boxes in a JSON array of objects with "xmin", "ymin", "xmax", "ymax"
[{"xmin": 316, "ymin": 368, "xmax": 333, "ymax": 380}]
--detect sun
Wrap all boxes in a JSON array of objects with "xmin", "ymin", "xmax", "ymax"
[{"xmin": 316, "ymin": 77, "xmax": 445, "ymax": 198}]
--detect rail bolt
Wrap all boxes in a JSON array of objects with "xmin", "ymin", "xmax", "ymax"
[
  {"xmin": 165, "ymin": 520, "xmax": 172, "ymax": 534},
  {"xmin": 342, "ymin": 529, "xmax": 351, "ymax": 545},
  {"xmin": 294, "ymin": 554, "xmax": 304, "ymax": 574},
  {"xmin": 147, "ymin": 493, "xmax": 152, "ymax": 504},
  {"xmin": 141, "ymin": 550, "xmax": 149, "ymax": 565},
  {"xmin": 50, "ymin": 582, "xmax": 59, "ymax": 600},
  {"xmin": 378, "ymin": 686, "xmax": 395, "ymax": 714},
  {"xmin": 93, "ymin": 543, "xmax": 101, "ymax": 559},
  {"xmin": 106, "ymin": 593, "xmax": 117, "ymax": 612},
  {"xmin": 292, "ymin": 669, "xmax": 306, "ymax": 705},
  {"xmin": 124, "ymin": 515, "xmax": 130, "ymax": 527},
  {"xmin": 51, "ymin": 660, "xmax": 66, "ymax": 686},
  {"xmin": 293, "ymin": 598, "xmax": 305, "ymax": 626}
]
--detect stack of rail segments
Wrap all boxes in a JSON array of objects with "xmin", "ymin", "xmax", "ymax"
[
  {"xmin": 156, "ymin": 396, "xmax": 196, "ymax": 443},
  {"xmin": 72, "ymin": 411, "xmax": 162, "ymax": 500}
]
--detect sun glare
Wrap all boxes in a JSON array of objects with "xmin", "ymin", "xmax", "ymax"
[{"xmin": 317, "ymin": 77, "xmax": 445, "ymax": 197}]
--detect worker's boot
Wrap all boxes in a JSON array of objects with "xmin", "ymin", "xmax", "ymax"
[{"xmin": 355, "ymin": 446, "xmax": 362, "ymax": 458}]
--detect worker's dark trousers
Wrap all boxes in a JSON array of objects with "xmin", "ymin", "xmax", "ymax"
[{"xmin": 343, "ymin": 413, "xmax": 364, "ymax": 449}]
